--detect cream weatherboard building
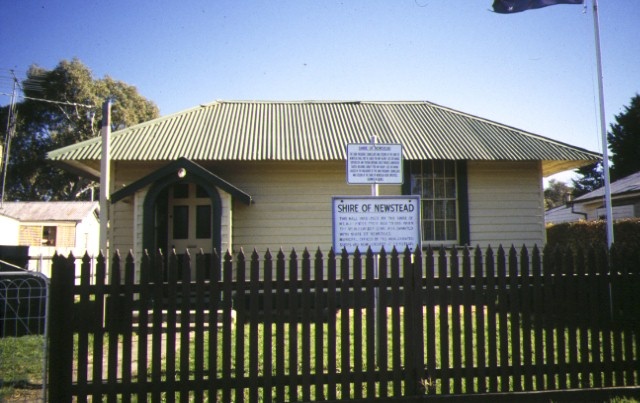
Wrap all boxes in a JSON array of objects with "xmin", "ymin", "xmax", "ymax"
[
  {"xmin": 0, "ymin": 201, "xmax": 100, "ymax": 275},
  {"xmin": 48, "ymin": 101, "xmax": 600, "ymax": 261}
]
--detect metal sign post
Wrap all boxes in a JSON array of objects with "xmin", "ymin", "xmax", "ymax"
[{"xmin": 340, "ymin": 136, "xmax": 416, "ymax": 365}]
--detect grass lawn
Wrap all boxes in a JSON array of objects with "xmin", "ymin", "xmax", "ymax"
[
  {"xmin": 1, "ymin": 308, "xmax": 637, "ymax": 402},
  {"xmin": 0, "ymin": 334, "xmax": 46, "ymax": 401}
]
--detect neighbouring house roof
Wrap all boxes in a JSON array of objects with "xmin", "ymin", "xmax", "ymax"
[
  {"xmin": 0, "ymin": 201, "xmax": 99, "ymax": 222},
  {"xmin": 575, "ymin": 170, "xmax": 640, "ymax": 204},
  {"xmin": 48, "ymin": 100, "xmax": 600, "ymax": 177}
]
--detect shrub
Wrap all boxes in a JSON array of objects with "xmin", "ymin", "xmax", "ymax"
[{"xmin": 546, "ymin": 218, "xmax": 640, "ymax": 249}]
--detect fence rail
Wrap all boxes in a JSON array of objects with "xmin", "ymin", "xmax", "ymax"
[{"xmin": 48, "ymin": 244, "xmax": 640, "ymax": 402}]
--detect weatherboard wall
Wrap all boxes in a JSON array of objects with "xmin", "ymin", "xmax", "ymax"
[
  {"xmin": 466, "ymin": 160, "xmax": 545, "ymax": 248},
  {"xmin": 108, "ymin": 159, "xmax": 546, "ymax": 260}
]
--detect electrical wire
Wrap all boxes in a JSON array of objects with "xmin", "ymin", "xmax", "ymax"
[{"xmin": 0, "ymin": 92, "xmax": 95, "ymax": 109}]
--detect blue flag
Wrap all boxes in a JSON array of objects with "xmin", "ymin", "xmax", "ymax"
[{"xmin": 493, "ymin": 0, "xmax": 583, "ymax": 13}]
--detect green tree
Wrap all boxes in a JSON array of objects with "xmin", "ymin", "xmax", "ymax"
[
  {"xmin": 571, "ymin": 94, "xmax": 640, "ymax": 196},
  {"xmin": 572, "ymin": 161, "xmax": 603, "ymax": 197},
  {"xmin": 608, "ymin": 93, "xmax": 640, "ymax": 181},
  {"xmin": 0, "ymin": 59, "xmax": 159, "ymax": 201},
  {"xmin": 544, "ymin": 179, "xmax": 572, "ymax": 209}
]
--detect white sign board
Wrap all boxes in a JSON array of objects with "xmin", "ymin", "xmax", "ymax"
[
  {"xmin": 332, "ymin": 196, "xmax": 421, "ymax": 254},
  {"xmin": 347, "ymin": 143, "xmax": 403, "ymax": 184}
]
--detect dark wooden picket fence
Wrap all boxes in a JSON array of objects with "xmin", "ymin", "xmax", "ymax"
[{"xmin": 48, "ymin": 244, "xmax": 640, "ymax": 402}]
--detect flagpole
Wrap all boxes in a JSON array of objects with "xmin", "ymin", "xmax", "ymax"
[{"xmin": 592, "ymin": 0, "xmax": 614, "ymax": 248}]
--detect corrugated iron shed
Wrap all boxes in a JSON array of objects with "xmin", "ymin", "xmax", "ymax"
[{"xmin": 47, "ymin": 100, "xmax": 600, "ymax": 176}]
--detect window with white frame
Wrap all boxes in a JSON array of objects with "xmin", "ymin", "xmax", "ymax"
[{"xmin": 410, "ymin": 160, "xmax": 458, "ymax": 243}]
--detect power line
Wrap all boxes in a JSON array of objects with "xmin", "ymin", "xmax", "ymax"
[{"xmin": 0, "ymin": 91, "xmax": 95, "ymax": 109}]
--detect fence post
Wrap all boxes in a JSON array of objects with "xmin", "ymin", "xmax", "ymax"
[
  {"xmin": 48, "ymin": 252, "xmax": 76, "ymax": 403},
  {"xmin": 403, "ymin": 246, "xmax": 424, "ymax": 396}
]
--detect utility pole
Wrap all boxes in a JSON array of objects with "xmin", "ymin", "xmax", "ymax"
[
  {"xmin": 1, "ymin": 71, "xmax": 18, "ymax": 207},
  {"xmin": 99, "ymin": 99, "xmax": 112, "ymax": 255}
]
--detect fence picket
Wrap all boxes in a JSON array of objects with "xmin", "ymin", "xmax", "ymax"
[
  {"xmin": 438, "ymin": 246, "xmax": 450, "ymax": 394},
  {"xmin": 249, "ymin": 249, "xmax": 261, "ymax": 402},
  {"xmin": 301, "ymin": 249, "xmax": 312, "ymax": 402},
  {"xmin": 520, "ymin": 246, "xmax": 533, "ymax": 391},
  {"xmin": 262, "ymin": 250, "xmax": 274, "ymax": 403},
  {"xmin": 508, "ymin": 246, "xmax": 522, "ymax": 392},
  {"xmin": 179, "ymin": 252, "xmax": 191, "ymax": 403},
  {"xmin": 207, "ymin": 249, "xmax": 221, "ymax": 400},
  {"xmin": 531, "ymin": 246, "xmax": 544, "ymax": 391},
  {"xmin": 234, "ymin": 250, "xmax": 246, "ymax": 402},
  {"xmin": 424, "ymin": 246, "xmax": 437, "ymax": 395},
  {"xmin": 136, "ymin": 252, "xmax": 151, "ymax": 403},
  {"xmin": 288, "ymin": 249, "xmax": 299, "ymax": 402},
  {"xmin": 352, "ymin": 248, "xmax": 364, "ymax": 399},
  {"xmin": 473, "ymin": 245, "xmax": 486, "ymax": 394},
  {"xmin": 106, "ymin": 252, "xmax": 122, "ymax": 403},
  {"xmin": 364, "ymin": 248, "xmax": 376, "ymax": 398},
  {"xmin": 313, "ymin": 248, "xmax": 325, "ymax": 401},
  {"xmin": 390, "ymin": 248, "xmax": 402, "ymax": 396},
  {"xmin": 542, "ymin": 245, "xmax": 556, "ymax": 390},
  {"xmin": 339, "ymin": 248, "xmax": 351, "ymax": 399},
  {"xmin": 221, "ymin": 251, "xmax": 234, "ymax": 402},
  {"xmin": 566, "ymin": 248, "xmax": 579, "ymax": 389},
  {"xmin": 122, "ymin": 252, "xmax": 135, "ymax": 402},
  {"xmin": 462, "ymin": 247, "xmax": 474, "ymax": 394},
  {"xmin": 76, "ymin": 253, "xmax": 92, "ymax": 402},
  {"xmin": 326, "ymin": 248, "xmax": 338, "ymax": 401},
  {"xmin": 193, "ymin": 252, "xmax": 207, "ymax": 403},
  {"xmin": 496, "ymin": 246, "xmax": 509, "ymax": 392},
  {"xmin": 150, "ymin": 252, "xmax": 164, "ymax": 402},
  {"xmin": 274, "ymin": 249, "xmax": 286, "ymax": 401},
  {"xmin": 450, "ymin": 247, "xmax": 462, "ymax": 394},
  {"xmin": 485, "ymin": 246, "xmax": 498, "ymax": 393}
]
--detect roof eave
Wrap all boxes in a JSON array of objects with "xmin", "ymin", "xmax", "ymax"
[
  {"xmin": 541, "ymin": 158, "xmax": 601, "ymax": 178},
  {"xmin": 49, "ymin": 160, "xmax": 100, "ymax": 182}
]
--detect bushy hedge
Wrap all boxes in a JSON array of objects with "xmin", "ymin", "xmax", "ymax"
[{"xmin": 546, "ymin": 218, "xmax": 640, "ymax": 249}]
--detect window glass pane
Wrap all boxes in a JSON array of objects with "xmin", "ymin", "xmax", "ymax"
[
  {"xmin": 411, "ymin": 161, "xmax": 422, "ymax": 175},
  {"xmin": 434, "ymin": 201, "xmax": 446, "ymax": 219},
  {"xmin": 423, "ymin": 221, "xmax": 434, "ymax": 241},
  {"xmin": 43, "ymin": 226, "xmax": 56, "ymax": 246},
  {"xmin": 196, "ymin": 205, "xmax": 211, "ymax": 239},
  {"xmin": 423, "ymin": 200, "xmax": 434, "ymax": 219},
  {"xmin": 446, "ymin": 221, "xmax": 458, "ymax": 241},
  {"xmin": 446, "ymin": 200, "xmax": 457, "ymax": 219},
  {"xmin": 423, "ymin": 179, "xmax": 434, "ymax": 198},
  {"xmin": 445, "ymin": 179, "xmax": 456, "ymax": 198},
  {"xmin": 196, "ymin": 185, "xmax": 208, "ymax": 198},
  {"xmin": 424, "ymin": 162, "xmax": 434, "ymax": 178},
  {"xmin": 173, "ymin": 206, "xmax": 189, "ymax": 239},
  {"xmin": 433, "ymin": 161, "xmax": 444, "ymax": 177},
  {"xmin": 434, "ymin": 221, "xmax": 445, "ymax": 240},
  {"xmin": 411, "ymin": 176, "xmax": 421, "ymax": 195},
  {"xmin": 434, "ymin": 179, "xmax": 445, "ymax": 198},
  {"xmin": 173, "ymin": 184, "xmax": 189, "ymax": 199}
]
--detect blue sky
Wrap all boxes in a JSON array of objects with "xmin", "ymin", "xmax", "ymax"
[{"xmin": 1, "ymin": 1, "xmax": 638, "ymax": 183}]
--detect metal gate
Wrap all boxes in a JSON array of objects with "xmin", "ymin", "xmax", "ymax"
[{"xmin": 0, "ymin": 264, "xmax": 49, "ymax": 402}]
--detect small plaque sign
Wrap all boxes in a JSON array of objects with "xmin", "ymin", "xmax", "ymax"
[{"xmin": 347, "ymin": 143, "xmax": 403, "ymax": 184}]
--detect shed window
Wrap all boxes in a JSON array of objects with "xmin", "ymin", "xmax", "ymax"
[
  {"xmin": 410, "ymin": 161, "xmax": 458, "ymax": 243},
  {"xmin": 43, "ymin": 226, "xmax": 57, "ymax": 246}
]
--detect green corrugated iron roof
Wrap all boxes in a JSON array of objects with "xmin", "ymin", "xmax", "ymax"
[{"xmin": 48, "ymin": 100, "xmax": 600, "ymax": 176}]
